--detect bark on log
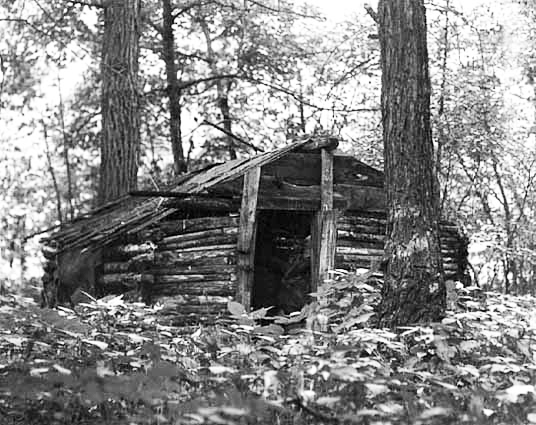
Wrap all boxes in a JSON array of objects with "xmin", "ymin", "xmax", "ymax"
[
  {"xmin": 154, "ymin": 294, "xmax": 231, "ymax": 305},
  {"xmin": 154, "ymin": 251, "xmax": 236, "ymax": 267},
  {"xmin": 156, "ymin": 303, "xmax": 228, "ymax": 314},
  {"xmin": 152, "ymin": 273, "xmax": 236, "ymax": 284},
  {"xmin": 98, "ymin": 273, "xmax": 154, "ymax": 286},
  {"xmin": 158, "ymin": 235, "xmax": 237, "ymax": 250},
  {"xmin": 103, "ymin": 262, "xmax": 131, "ymax": 273},
  {"xmin": 262, "ymin": 153, "xmax": 385, "ymax": 188},
  {"xmin": 160, "ymin": 227, "xmax": 238, "ymax": 244},
  {"xmin": 156, "ymin": 244, "xmax": 236, "ymax": 253},
  {"xmin": 152, "ymin": 282, "xmax": 235, "ymax": 296},
  {"xmin": 139, "ymin": 216, "xmax": 239, "ymax": 240},
  {"xmin": 150, "ymin": 265, "xmax": 236, "ymax": 275}
]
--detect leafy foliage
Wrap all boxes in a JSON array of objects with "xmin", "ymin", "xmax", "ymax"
[{"xmin": 2, "ymin": 273, "xmax": 536, "ymax": 424}]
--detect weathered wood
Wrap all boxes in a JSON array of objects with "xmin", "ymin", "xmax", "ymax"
[
  {"xmin": 156, "ymin": 244, "xmax": 236, "ymax": 253},
  {"xmin": 156, "ymin": 303, "xmax": 228, "ymax": 314},
  {"xmin": 154, "ymin": 250, "xmax": 236, "ymax": 266},
  {"xmin": 263, "ymin": 153, "xmax": 384, "ymax": 187},
  {"xmin": 98, "ymin": 273, "xmax": 154, "ymax": 286},
  {"xmin": 163, "ymin": 197, "xmax": 238, "ymax": 211},
  {"xmin": 158, "ymin": 235, "xmax": 237, "ymax": 250},
  {"xmin": 237, "ymin": 167, "xmax": 260, "ymax": 310},
  {"xmin": 139, "ymin": 215, "xmax": 239, "ymax": 240},
  {"xmin": 152, "ymin": 281, "xmax": 236, "ymax": 296},
  {"xmin": 161, "ymin": 227, "xmax": 238, "ymax": 244},
  {"xmin": 153, "ymin": 273, "xmax": 236, "ymax": 284},
  {"xmin": 106, "ymin": 242, "xmax": 155, "ymax": 258},
  {"xmin": 153, "ymin": 294, "xmax": 231, "ymax": 305},
  {"xmin": 338, "ymin": 184, "xmax": 385, "ymax": 211},
  {"xmin": 103, "ymin": 262, "xmax": 131, "ymax": 273},
  {"xmin": 257, "ymin": 196, "xmax": 347, "ymax": 211},
  {"xmin": 298, "ymin": 136, "xmax": 339, "ymax": 152},
  {"xmin": 336, "ymin": 246, "xmax": 384, "ymax": 256},
  {"xmin": 212, "ymin": 174, "xmax": 381, "ymax": 211},
  {"xmin": 311, "ymin": 149, "xmax": 336, "ymax": 291},
  {"xmin": 150, "ymin": 265, "xmax": 236, "ymax": 275}
]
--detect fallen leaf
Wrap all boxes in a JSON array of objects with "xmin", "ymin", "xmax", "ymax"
[
  {"xmin": 82, "ymin": 339, "xmax": 109, "ymax": 350},
  {"xmin": 316, "ymin": 396, "xmax": 340, "ymax": 406},
  {"xmin": 419, "ymin": 407, "xmax": 452, "ymax": 419},
  {"xmin": 53, "ymin": 364, "xmax": 72, "ymax": 375},
  {"xmin": 30, "ymin": 367, "xmax": 50, "ymax": 376},
  {"xmin": 208, "ymin": 364, "xmax": 236, "ymax": 374}
]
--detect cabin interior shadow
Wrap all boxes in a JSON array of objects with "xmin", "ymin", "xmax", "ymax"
[{"xmin": 252, "ymin": 210, "xmax": 313, "ymax": 314}]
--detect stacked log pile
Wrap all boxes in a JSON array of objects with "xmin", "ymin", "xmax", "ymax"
[
  {"xmin": 98, "ymin": 215, "xmax": 240, "ymax": 325},
  {"xmin": 337, "ymin": 212, "xmax": 469, "ymax": 281}
]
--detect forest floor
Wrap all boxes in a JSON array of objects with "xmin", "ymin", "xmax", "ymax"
[{"xmin": 0, "ymin": 273, "xmax": 535, "ymax": 425}]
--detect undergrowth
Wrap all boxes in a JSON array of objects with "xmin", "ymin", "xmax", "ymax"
[{"xmin": 1, "ymin": 271, "xmax": 536, "ymax": 424}]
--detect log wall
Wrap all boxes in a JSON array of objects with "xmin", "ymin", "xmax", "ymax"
[
  {"xmin": 99, "ymin": 214, "xmax": 239, "ymax": 325},
  {"xmin": 336, "ymin": 212, "xmax": 469, "ymax": 281}
]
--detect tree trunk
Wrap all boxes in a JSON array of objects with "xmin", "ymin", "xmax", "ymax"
[
  {"xmin": 376, "ymin": 0, "xmax": 445, "ymax": 327},
  {"xmin": 98, "ymin": 0, "xmax": 141, "ymax": 206},
  {"xmin": 162, "ymin": 0, "xmax": 187, "ymax": 175}
]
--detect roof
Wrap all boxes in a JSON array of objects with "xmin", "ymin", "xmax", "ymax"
[{"xmin": 43, "ymin": 137, "xmax": 342, "ymax": 253}]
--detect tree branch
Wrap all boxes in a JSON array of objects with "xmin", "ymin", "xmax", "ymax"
[
  {"xmin": 202, "ymin": 119, "xmax": 264, "ymax": 153},
  {"xmin": 364, "ymin": 4, "xmax": 378, "ymax": 23}
]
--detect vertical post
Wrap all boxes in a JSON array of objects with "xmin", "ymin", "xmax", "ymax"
[
  {"xmin": 311, "ymin": 149, "xmax": 336, "ymax": 292},
  {"xmin": 237, "ymin": 166, "xmax": 261, "ymax": 310}
]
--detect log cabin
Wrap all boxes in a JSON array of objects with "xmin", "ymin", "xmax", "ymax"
[{"xmin": 40, "ymin": 136, "xmax": 469, "ymax": 324}]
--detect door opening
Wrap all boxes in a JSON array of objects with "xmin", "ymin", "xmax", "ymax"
[{"xmin": 251, "ymin": 210, "xmax": 313, "ymax": 314}]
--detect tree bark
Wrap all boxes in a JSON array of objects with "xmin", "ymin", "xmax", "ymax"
[
  {"xmin": 98, "ymin": 0, "xmax": 141, "ymax": 205},
  {"xmin": 376, "ymin": 0, "xmax": 445, "ymax": 327},
  {"xmin": 162, "ymin": 0, "xmax": 187, "ymax": 175}
]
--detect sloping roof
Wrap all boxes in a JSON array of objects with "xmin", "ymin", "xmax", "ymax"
[{"xmin": 42, "ymin": 138, "xmax": 321, "ymax": 253}]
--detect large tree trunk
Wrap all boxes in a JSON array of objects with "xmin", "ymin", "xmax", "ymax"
[
  {"xmin": 98, "ymin": 0, "xmax": 141, "ymax": 206},
  {"xmin": 162, "ymin": 0, "xmax": 187, "ymax": 175},
  {"xmin": 376, "ymin": 0, "xmax": 445, "ymax": 327}
]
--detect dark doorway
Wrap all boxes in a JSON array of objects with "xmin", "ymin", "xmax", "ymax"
[{"xmin": 251, "ymin": 210, "xmax": 313, "ymax": 314}]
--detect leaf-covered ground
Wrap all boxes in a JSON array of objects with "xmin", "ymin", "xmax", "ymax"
[{"xmin": 1, "ymin": 273, "xmax": 536, "ymax": 424}]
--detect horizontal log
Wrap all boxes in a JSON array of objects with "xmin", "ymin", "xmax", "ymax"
[
  {"xmin": 337, "ymin": 230, "xmax": 385, "ymax": 242},
  {"xmin": 213, "ymin": 175, "xmax": 384, "ymax": 212},
  {"xmin": 139, "ymin": 216, "xmax": 239, "ymax": 240},
  {"xmin": 149, "ymin": 265, "xmax": 236, "ymax": 275},
  {"xmin": 262, "ymin": 153, "xmax": 384, "ymax": 187},
  {"xmin": 154, "ymin": 294, "xmax": 231, "ymax": 306},
  {"xmin": 337, "ymin": 221, "xmax": 460, "ymax": 236},
  {"xmin": 338, "ymin": 184, "xmax": 385, "ymax": 211},
  {"xmin": 162, "ymin": 197, "xmax": 239, "ymax": 212},
  {"xmin": 104, "ymin": 243, "xmax": 155, "ymax": 261},
  {"xmin": 156, "ymin": 244, "xmax": 236, "ymax": 254},
  {"xmin": 160, "ymin": 314, "xmax": 228, "ymax": 326},
  {"xmin": 154, "ymin": 251, "xmax": 236, "ymax": 267},
  {"xmin": 158, "ymin": 235, "xmax": 237, "ymax": 251},
  {"xmin": 338, "ymin": 214, "xmax": 459, "ymax": 231},
  {"xmin": 152, "ymin": 282, "xmax": 235, "ymax": 297},
  {"xmin": 336, "ymin": 247, "xmax": 384, "ymax": 256},
  {"xmin": 161, "ymin": 227, "xmax": 237, "ymax": 244},
  {"xmin": 155, "ymin": 303, "xmax": 228, "ymax": 315},
  {"xmin": 152, "ymin": 273, "xmax": 236, "ymax": 284},
  {"xmin": 336, "ymin": 241, "xmax": 459, "ymax": 258},
  {"xmin": 98, "ymin": 273, "xmax": 154, "ymax": 286},
  {"xmin": 103, "ymin": 262, "xmax": 131, "ymax": 273},
  {"xmin": 299, "ymin": 137, "xmax": 339, "ymax": 151},
  {"xmin": 257, "ymin": 196, "xmax": 348, "ymax": 211}
]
